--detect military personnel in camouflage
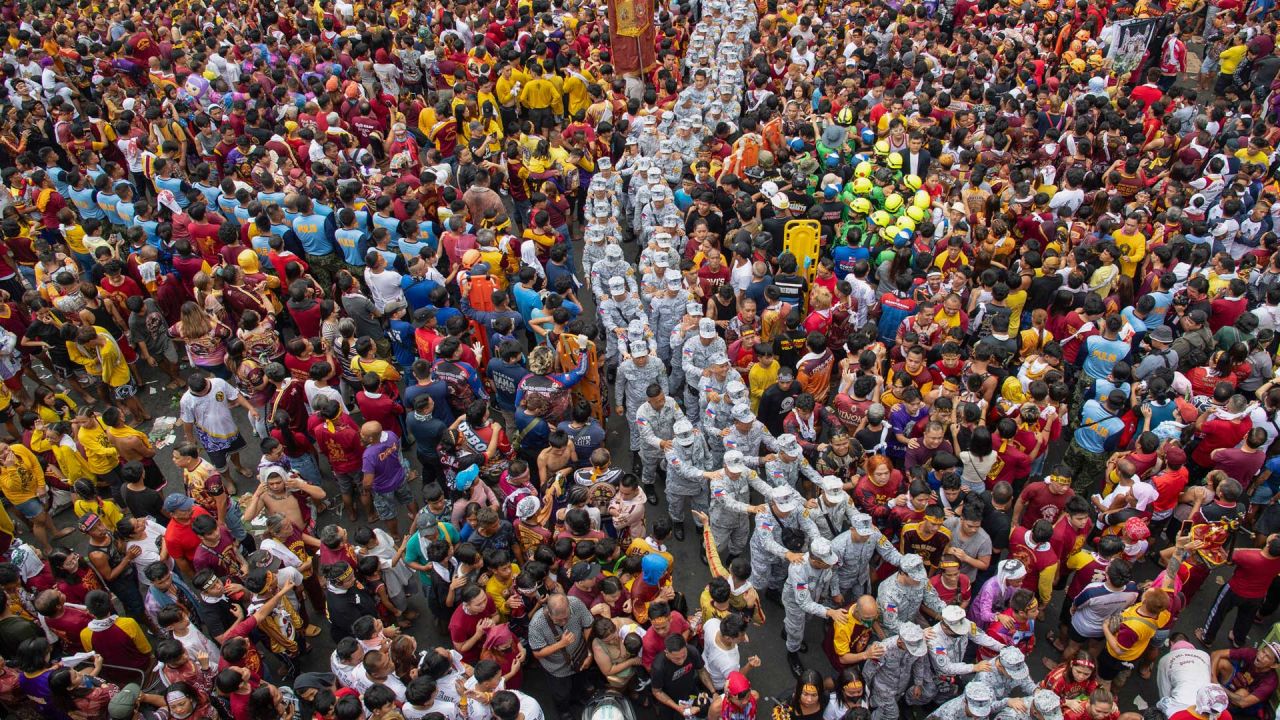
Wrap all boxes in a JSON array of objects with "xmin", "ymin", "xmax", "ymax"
[
  {"xmin": 832, "ymin": 512, "xmax": 903, "ymax": 600},
  {"xmin": 702, "ymin": 450, "xmax": 773, "ymax": 561},
  {"xmin": 635, "ymin": 387, "xmax": 682, "ymax": 503},
  {"xmin": 581, "ymin": 227, "xmax": 609, "ymax": 292},
  {"xmin": 923, "ymin": 605, "xmax": 1005, "ymax": 703},
  {"xmin": 994, "ymin": 689, "xmax": 1062, "ymax": 720},
  {"xmin": 877, "ymin": 554, "xmax": 946, "ymax": 635},
  {"xmin": 749, "ymin": 485, "xmax": 821, "ymax": 597},
  {"xmin": 664, "ymin": 418, "xmax": 712, "ymax": 541},
  {"xmin": 974, "ymin": 647, "xmax": 1038, "ymax": 703},
  {"xmin": 807, "ymin": 476, "xmax": 861, "ymax": 541},
  {"xmin": 782, "ymin": 537, "xmax": 846, "ymax": 678},
  {"xmin": 760, "ymin": 434, "xmax": 824, "ymax": 491},
  {"xmin": 864, "ymin": 622, "xmax": 932, "ymax": 720},
  {"xmin": 648, "ymin": 278, "xmax": 691, "ymax": 373},
  {"xmin": 666, "ymin": 304, "xmax": 703, "ymax": 406},
  {"xmin": 616, "ymin": 342, "xmax": 668, "ymax": 452},
  {"xmin": 590, "ymin": 243, "xmax": 637, "ymax": 304},
  {"xmin": 926, "ymin": 681, "xmax": 1011, "ymax": 720},
  {"xmin": 599, "ymin": 278, "xmax": 646, "ymax": 367},
  {"xmin": 681, "ymin": 317, "xmax": 727, "ymax": 422},
  {"xmin": 722, "ymin": 403, "xmax": 779, "ymax": 459}
]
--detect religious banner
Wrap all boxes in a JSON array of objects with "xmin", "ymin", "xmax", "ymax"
[
  {"xmin": 1104, "ymin": 17, "xmax": 1157, "ymax": 78},
  {"xmin": 609, "ymin": 0, "xmax": 656, "ymax": 74}
]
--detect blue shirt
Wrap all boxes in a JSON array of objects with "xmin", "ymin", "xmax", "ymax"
[
  {"xmin": 1082, "ymin": 335, "xmax": 1131, "ymax": 380},
  {"xmin": 558, "ymin": 419, "xmax": 605, "ymax": 468},
  {"xmin": 402, "ymin": 380, "xmax": 455, "ymax": 425},
  {"xmin": 511, "ymin": 283, "xmax": 543, "ymax": 327},
  {"xmin": 293, "ymin": 214, "xmax": 335, "ymax": 256},
  {"xmin": 68, "ymin": 186, "xmax": 104, "ymax": 220},
  {"xmin": 388, "ymin": 318, "xmax": 417, "ymax": 368},
  {"xmin": 335, "ymin": 228, "xmax": 366, "ymax": 266},
  {"xmin": 401, "ymin": 275, "xmax": 440, "ymax": 310},
  {"xmin": 1074, "ymin": 399, "xmax": 1124, "ymax": 453}
]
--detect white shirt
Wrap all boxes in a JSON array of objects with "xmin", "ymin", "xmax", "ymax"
[
  {"xmin": 405, "ymin": 700, "xmax": 460, "ymax": 720},
  {"xmin": 364, "ymin": 267, "xmax": 406, "ymax": 312},
  {"xmin": 1158, "ymin": 645, "xmax": 1212, "ymax": 717},
  {"xmin": 330, "ymin": 653, "xmax": 366, "ymax": 689},
  {"xmin": 305, "ymin": 380, "xmax": 348, "ymax": 415},
  {"xmin": 730, "ymin": 261, "xmax": 753, "ymax": 295},
  {"xmin": 701, "ymin": 618, "xmax": 741, "ymax": 691},
  {"xmin": 178, "ymin": 378, "xmax": 242, "ymax": 439},
  {"xmin": 171, "ymin": 624, "xmax": 221, "ymax": 666}
]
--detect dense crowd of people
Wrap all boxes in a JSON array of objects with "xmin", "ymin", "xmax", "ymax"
[{"xmin": 2, "ymin": 0, "xmax": 1280, "ymax": 719}]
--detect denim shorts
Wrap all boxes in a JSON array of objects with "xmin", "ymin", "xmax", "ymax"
[
  {"xmin": 14, "ymin": 497, "xmax": 44, "ymax": 519},
  {"xmin": 372, "ymin": 484, "xmax": 414, "ymax": 520}
]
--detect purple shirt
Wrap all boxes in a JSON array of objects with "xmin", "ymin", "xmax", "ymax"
[{"xmin": 363, "ymin": 432, "xmax": 406, "ymax": 493}]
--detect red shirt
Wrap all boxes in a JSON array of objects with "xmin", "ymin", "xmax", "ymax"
[
  {"xmin": 355, "ymin": 391, "xmax": 404, "ymax": 437},
  {"xmin": 930, "ymin": 573, "xmax": 971, "ymax": 606},
  {"xmin": 641, "ymin": 612, "xmax": 690, "ymax": 671},
  {"xmin": 44, "ymin": 605, "xmax": 93, "ymax": 651},
  {"xmin": 218, "ymin": 616, "xmax": 264, "ymax": 684},
  {"xmin": 448, "ymin": 596, "xmax": 497, "ymax": 663},
  {"xmin": 697, "ymin": 263, "xmax": 731, "ymax": 297},
  {"xmin": 1017, "ymin": 481, "xmax": 1074, "ymax": 529},
  {"xmin": 1049, "ymin": 515, "xmax": 1089, "ymax": 565},
  {"xmin": 1227, "ymin": 549, "xmax": 1280, "ymax": 598},
  {"xmin": 309, "ymin": 413, "xmax": 364, "ymax": 473},
  {"xmin": 1151, "ymin": 467, "xmax": 1190, "ymax": 513},
  {"xmin": 164, "ymin": 506, "xmax": 212, "ymax": 566},
  {"xmin": 1192, "ymin": 416, "xmax": 1253, "ymax": 467}
]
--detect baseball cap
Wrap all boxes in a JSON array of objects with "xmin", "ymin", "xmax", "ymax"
[
  {"xmin": 248, "ymin": 550, "xmax": 282, "ymax": 572},
  {"xmin": 608, "ymin": 276, "xmax": 626, "ymax": 294},
  {"xmin": 809, "ymin": 537, "xmax": 838, "ymax": 565},
  {"xmin": 999, "ymin": 646, "xmax": 1030, "ymax": 680},
  {"xmin": 900, "ymin": 554, "xmax": 927, "ymax": 581},
  {"xmin": 163, "ymin": 493, "xmax": 194, "ymax": 514},
  {"xmin": 899, "ymin": 622, "xmax": 927, "ymax": 656},
  {"xmin": 965, "ymin": 683, "xmax": 994, "ymax": 717},
  {"xmin": 770, "ymin": 485, "xmax": 798, "ymax": 513},
  {"xmin": 731, "ymin": 404, "xmax": 754, "ymax": 423},
  {"xmin": 850, "ymin": 512, "xmax": 874, "ymax": 535},
  {"xmin": 941, "ymin": 605, "xmax": 971, "ymax": 635},
  {"xmin": 1032, "ymin": 690, "xmax": 1064, "ymax": 720},
  {"xmin": 109, "ymin": 684, "xmax": 142, "ymax": 720},
  {"xmin": 571, "ymin": 561, "xmax": 601, "ymax": 583},
  {"xmin": 724, "ymin": 450, "xmax": 749, "ymax": 474},
  {"xmin": 687, "ymin": 302, "xmax": 705, "ymax": 317},
  {"xmin": 776, "ymin": 433, "xmax": 802, "ymax": 456},
  {"xmin": 821, "ymin": 476, "xmax": 846, "ymax": 504},
  {"xmin": 708, "ymin": 352, "xmax": 731, "ymax": 366},
  {"xmin": 699, "ymin": 317, "xmax": 718, "ymax": 339},
  {"xmin": 674, "ymin": 419, "xmax": 696, "ymax": 445},
  {"xmin": 629, "ymin": 341, "xmax": 650, "ymax": 357}
]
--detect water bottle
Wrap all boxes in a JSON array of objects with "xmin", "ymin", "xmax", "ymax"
[{"xmin": 885, "ymin": 601, "xmax": 898, "ymax": 626}]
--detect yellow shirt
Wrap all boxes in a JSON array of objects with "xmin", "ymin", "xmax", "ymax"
[
  {"xmin": 0, "ymin": 445, "xmax": 45, "ymax": 505},
  {"xmin": 1220, "ymin": 44, "xmax": 1249, "ymax": 75},
  {"xmin": 485, "ymin": 563, "xmax": 519, "ymax": 620},
  {"xmin": 495, "ymin": 74, "xmax": 520, "ymax": 107},
  {"xmin": 73, "ymin": 498, "xmax": 124, "ymax": 527},
  {"xmin": 350, "ymin": 356, "xmax": 401, "ymax": 383},
  {"xmin": 36, "ymin": 394, "xmax": 77, "ymax": 424},
  {"xmin": 518, "ymin": 77, "xmax": 561, "ymax": 110},
  {"xmin": 77, "ymin": 419, "xmax": 121, "ymax": 475},
  {"xmin": 1005, "ymin": 288, "xmax": 1027, "ymax": 335},
  {"xmin": 563, "ymin": 72, "xmax": 593, "ymax": 118},
  {"xmin": 30, "ymin": 428, "xmax": 94, "ymax": 483},
  {"xmin": 1236, "ymin": 148, "xmax": 1270, "ymax": 166},
  {"xmin": 1112, "ymin": 229, "xmax": 1147, "ymax": 277},
  {"xmin": 63, "ymin": 224, "xmax": 88, "ymax": 254},
  {"xmin": 749, "ymin": 360, "xmax": 780, "ymax": 412}
]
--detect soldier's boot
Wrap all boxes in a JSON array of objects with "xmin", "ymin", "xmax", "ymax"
[
  {"xmin": 672, "ymin": 521, "xmax": 686, "ymax": 541},
  {"xmin": 778, "ymin": 628, "xmax": 808, "ymax": 653},
  {"xmin": 787, "ymin": 651, "xmax": 804, "ymax": 679},
  {"xmin": 764, "ymin": 587, "xmax": 782, "ymax": 605}
]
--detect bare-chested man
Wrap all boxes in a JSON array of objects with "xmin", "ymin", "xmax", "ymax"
[{"xmin": 243, "ymin": 465, "xmax": 327, "ymax": 534}]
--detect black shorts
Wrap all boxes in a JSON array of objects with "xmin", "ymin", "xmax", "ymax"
[
  {"xmin": 1097, "ymin": 649, "xmax": 1131, "ymax": 681},
  {"xmin": 1067, "ymin": 623, "xmax": 1097, "ymax": 645}
]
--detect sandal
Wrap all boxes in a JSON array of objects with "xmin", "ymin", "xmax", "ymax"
[{"xmin": 1045, "ymin": 630, "xmax": 1066, "ymax": 653}]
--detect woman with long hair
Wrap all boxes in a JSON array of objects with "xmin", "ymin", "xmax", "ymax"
[
  {"xmin": 48, "ymin": 660, "xmax": 118, "ymax": 720},
  {"xmin": 48, "ymin": 547, "xmax": 104, "ymax": 605},
  {"xmin": 169, "ymin": 300, "xmax": 231, "ymax": 379},
  {"xmin": 773, "ymin": 669, "xmax": 829, "ymax": 720},
  {"xmin": 1039, "ymin": 651, "xmax": 1101, "ymax": 703},
  {"xmin": 823, "ymin": 667, "xmax": 868, "ymax": 720},
  {"xmin": 958, "ymin": 426, "xmax": 998, "ymax": 493},
  {"xmin": 225, "ymin": 338, "xmax": 270, "ymax": 438}
]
